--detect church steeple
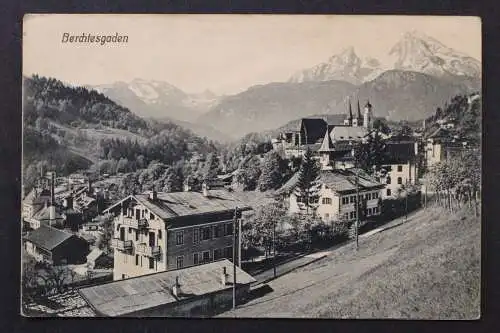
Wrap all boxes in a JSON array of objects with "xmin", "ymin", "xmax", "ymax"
[
  {"xmin": 344, "ymin": 99, "xmax": 353, "ymax": 126},
  {"xmin": 357, "ymin": 100, "xmax": 363, "ymax": 123}
]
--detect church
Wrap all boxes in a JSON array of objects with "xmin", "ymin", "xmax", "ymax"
[{"xmin": 274, "ymin": 99, "xmax": 375, "ymax": 170}]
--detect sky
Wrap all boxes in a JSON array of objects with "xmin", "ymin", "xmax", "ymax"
[{"xmin": 23, "ymin": 15, "xmax": 481, "ymax": 95}]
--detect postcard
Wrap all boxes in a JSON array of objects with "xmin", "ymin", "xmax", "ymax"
[{"xmin": 21, "ymin": 14, "xmax": 481, "ymax": 318}]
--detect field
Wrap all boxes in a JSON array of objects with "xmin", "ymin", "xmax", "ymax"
[{"xmin": 220, "ymin": 205, "xmax": 480, "ymax": 319}]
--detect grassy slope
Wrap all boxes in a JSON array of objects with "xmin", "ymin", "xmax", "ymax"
[{"xmin": 221, "ymin": 206, "xmax": 480, "ymax": 319}]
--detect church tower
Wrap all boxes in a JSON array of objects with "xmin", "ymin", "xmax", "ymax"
[
  {"xmin": 343, "ymin": 99, "xmax": 353, "ymax": 126},
  {"xmin": 363, "ymin": 100, "xmax": 373, "ymax": 129},
  {"xmin": 353, "ymin": 100, "xmax": 363, "ymax": 127}
]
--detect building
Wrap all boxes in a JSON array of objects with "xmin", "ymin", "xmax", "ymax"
[
  {"xmin": 276, "ymin": 100, "xmax": 375, "ymax": 163},
  {"xmin": 23, "ymin": 225, "xmax": 89, "ymax": 265},
  {"xmin": 103, "ymin": 187, "xmax": 251, "ymax": 281},
  {"xmin": 381, "ymin": 141, "xmax": 420, "ymax": 199},
  {"xmin": 277, "ymin": 169, "xmax": 384, "ymax": 224},
  {"xmin": 22, "ymin": 187, "xmax": 51, "ymax": 221},
  {"xmin": 424, "ymin": 127, "xmax": 470, "ymax": 168},
  {"xmin": 78, "ymin": 259, "xmax": 256, "ymax": 317}
]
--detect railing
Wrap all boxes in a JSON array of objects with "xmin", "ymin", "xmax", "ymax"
[
  {"xmin": 111, "ymin": 238, "xmax": 133, "ymax": 252},
  {"xmin": 121, "ymin": 216, "xmax": 149, "ymax": 229},
  {"xmin": 135, "ymin": 243, "xmax": 161, "ymax": 257}
]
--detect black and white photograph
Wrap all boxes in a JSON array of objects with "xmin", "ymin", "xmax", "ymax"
[{"xmin": 21, "ymin": 14, "xmax": 481, "ymax": 318}]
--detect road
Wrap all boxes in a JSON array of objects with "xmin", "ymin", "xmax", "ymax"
[{"xmin": 250, "ymin": 209, "xmax": 422, "ymax": 286}]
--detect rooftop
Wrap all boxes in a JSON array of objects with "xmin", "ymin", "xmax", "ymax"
[
  {"xmin": 278, "ymin": 169, "xmax": 383, "ymax": 195},
  {"xmin": 23, "ymin": 225, "xmax": 75, "ymax": 251},
  {"xmin": 104, "ymin": 190, "xmax": 252, "ymax": 221},
  {"xmin": 78, "ymin": 259, "xmax": 256, "ymax": 317}
]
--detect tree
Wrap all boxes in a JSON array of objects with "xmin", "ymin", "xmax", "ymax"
[
  {"xmin": 202, "ymin": 153, "xmax": 219, "ymax": 181},
  {"xmin": 257, "ymin": 151, "xmax": 283, "ymax": 191},
  {"xmin": 97, "ymin": 215, "xmax": 114, "ymax": 254},
  {"xmin": 293, "ymin": 148, "xmax": 321, "ymax": 215},
  {"xmin": 354, "ymin": 130, "xmax": 388, "ymax": 174},
  {"xmin": 372, "ymin": 118, "xmax": 390, "ymax": 135},
  {"xmin": 242, "ymin": 201, "xmax": 287, "ymax": 257}
]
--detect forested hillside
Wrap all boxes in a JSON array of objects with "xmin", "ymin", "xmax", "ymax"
[
  {"xmin": 423, "ymin": 92, "xmax": 481, "ymax": 145},
  {"xmin": 22, "ymin": 75, "xmax": 220, "ymax": 192}
]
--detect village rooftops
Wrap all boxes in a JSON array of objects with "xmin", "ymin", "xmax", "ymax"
[
  {"xmin": 277, "ymin": 169, "xmax": 384, "ymax": 195},
  {"xmin": 23, "ymin": 225, "xmax": 74, "ymax": 251},
  {"xmin": 103, "ymin": 190, "xmax": 252, "ymax": 222},
  {"xmin": 78, "ymin": 259, "xmax": 256, "ymax": 317}
]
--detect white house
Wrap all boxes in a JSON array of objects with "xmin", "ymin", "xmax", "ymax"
[{"xmin": 277, "ymin": 169, "xmax": 385, "ymax": 224}]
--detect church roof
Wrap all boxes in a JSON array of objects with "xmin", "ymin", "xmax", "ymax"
[
  {"xmin": 300, "ymin": 118, "xmax": 328, "ymax": 144},
  {"xmin": 330, "ymin": 126, "xmax": 368, "ymax": 141}
]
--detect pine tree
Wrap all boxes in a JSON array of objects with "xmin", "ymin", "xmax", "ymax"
[
  {"xmin": 257, "ymin": 151, "xmax": 283, "ymax": 191},
  {"xmin": 294, "ymin": 148, "xmax": 321, "ymax": 215},
  {"xmin": 202, "ymin": 153, "xmax": 219, "ymax": 181},
  {"xmin": 354, "ymin": 130, "xmax": 388, "ymax": 174}
]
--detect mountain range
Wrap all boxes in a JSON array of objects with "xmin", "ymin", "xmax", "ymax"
[{"xmin": 91, "ymin": 31, "xmax": 481, "ymax": 140}]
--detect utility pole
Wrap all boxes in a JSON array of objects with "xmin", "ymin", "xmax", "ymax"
[
  {"xmin": 355, "ymin": 166, "xmax": 360, "ymax": 251},
  {"xmin": 238, "ymin": 216, "xmax": 242, "ymax": 268},
  {"xmin": 405, "ymin": 182, "xmax": 409, "ymax": 222},
  {"xmin": 232, "ymin": 206, "xmax": 238, "ymax": 310},
  {"xmin": 273, "ymin": 218, "xmax": 277, "ymax": 278}
]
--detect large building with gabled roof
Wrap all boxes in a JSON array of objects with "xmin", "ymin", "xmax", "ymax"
[
  {"xmin": 277, "ymin": 168, "xmax": 384, "ymax": 224},
  {"xmin": 102, "ymin": 188, "xmax": 252, "ymax": 280}
]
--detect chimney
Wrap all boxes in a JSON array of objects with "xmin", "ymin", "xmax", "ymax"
[
  {"xmin": 64, "ymin": 195, "xmax": 73, "ymax": 209},
  {"xmin": 149, "ymin": 189, "xmax": 157, "ymax": 201},
  {"xmin": 202, "ymin": 182, "xmax": 209, "ymax": 197},
  {"xmin": 88, "ymin": 178, "xmax": 92, "ymax": 195},
  {"xmin": 50, "ymin": 172, "xmax": 55, "ymax": 206},
  {"xmin": 221, "ymin": 267, "xmax": 228, "ymax": 286},
  {"xmin": 172, "ymin": 276, "xmax": 180, "ymax": 297}
]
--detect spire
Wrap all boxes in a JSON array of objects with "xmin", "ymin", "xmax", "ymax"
[
  {"xmin": 319, "ymin": 130, "xmax": 333, "ymax": 152},
  {"xmin": 348, "ymin": 99, "xmax": 353, "ymax": 124},
  {"xmin": 357, "ymin": 100, "xmax": 362, "ymax": 120}
]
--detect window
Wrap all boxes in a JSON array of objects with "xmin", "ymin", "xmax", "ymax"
[
  {"xmin": 214, "ymin": 248, "xmax": 222, "ymax": 260},
  {"xmin": 201, "ymin": 227, "xmax": 212, "ymax": 241},
  {"xmin": 349, "ymin": 211, "xmax": 357, "ymax": 219},
  {"xmin": 397, "ymin": 177, "xmax": 403, "ymax": 185},
  {"xmin": 342, "ymin": 197, "xmax": 349, "ymax": 205},
  {"xmin": 373, "ymin": 207, "xmax": 378, "ymax": 214},
  {"xmin": 373, "ymin": 192, "xmax": 378, "ymax": 199},
  {"xmin": 386, "ymin": 189, "xmax": 392, "ymax": 196},
  {"xmin": 193, "ymin": 253, "xmax": 199, "ymax": 265},
  {"xmin": 135, "ymin": 254, "xmax": 139, "ymax": 266},
  {"xmin": 366, "ymin": 193, "xmax": 371, "ymax": 200},
  {"xmin": 176, "ymin": 231, "xmax": 184, "ymax": 245},
  {"xmin": 202, "ymin": 251, "xmax": 211, "ymax": 263},
  {"xmin": 343, "ymin": 212, "xmax": 349, "ymax": 220},
  {"xmin": 225, "ymin": 223, "xmax": 233, "ymax": 236},
  {"xmin": 149, "ymin": 257, "xmax": 155, "ymax": 269},
  {"xmin": 349, "ymin": 196, "xmax": 356, "ymax": 204},
  {"xmin": 193, "ymin": 228, "xmax": 199, "ymax": 244},
  {"xmin": 214, "ymin": 225, "xmax": 222, "ymax": 238},
  {"xmin": 135, "ymin": 230, "xmax": 139, "ymax": 241},
  {"xmin": 122, "ymin": 274, "xmax": 126, "ymax": 279},
  {"xmin": 128, "ymin": 228, "xmax": 132, "ymax": 234},
  {"xmin": 322, "ymin": 197, "xmax": 332, "ymax": 205},
  {"xmin": 150, "ymin": 213, "xmax": 154, "ymax": 220},
  {"xmin": 224, "ymin": 246, "xmax": 233, "ymax": 260},
  {"xmin": 367, "ymin": 208, "xmax": 372, "ymax": 216},
  {"xmin": 386, "ymin": 177, "xmax": 391, "ymax": 184},
  {"xmin": 158, "ymin": 230, "xmax": 162, "ymax": 239},
  {"xmin": 397, "ymin": 165, "xmax": 403, "ymax": 172}
]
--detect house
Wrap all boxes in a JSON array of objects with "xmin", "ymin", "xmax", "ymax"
[
  {"xmin": 102, "ymin": 187, "xmax": 251, "ymax": 281},
  {"xmin": 78, "ymin": 259, "xmax": 256, "ymax": 317},
  {"xmin": 424, "ymin": 128, "xmax": 470, "ymax": 168},
  {"xmin": 86, "ymin": 248, "xmax": 113, "ymax": 269},
  {"xmin": 22, "ymin": 187, "xmax": 51, "ymax": 221},
  {"xmin": 277, "ymin": 169, "xmax": 384, "ymax": 224},
  {"xmin": 23, "ymin": 225, "xmax": 89, "ymax": 265},
  {"xmin": 381, "ymin": 140, "xmax": 420, "ymax": 199}
]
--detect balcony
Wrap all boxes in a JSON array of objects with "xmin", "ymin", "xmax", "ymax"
[
  {"xmin": 111, "ymin": 238, "xmax": 133, "ymax": 252},
  {"xmin": 121, "ymin": 216, "xmax": 149, "ymax": 229},
  {"xmin": 135, "ymin": 243, "xmax": 161, "ymax": 257}
]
